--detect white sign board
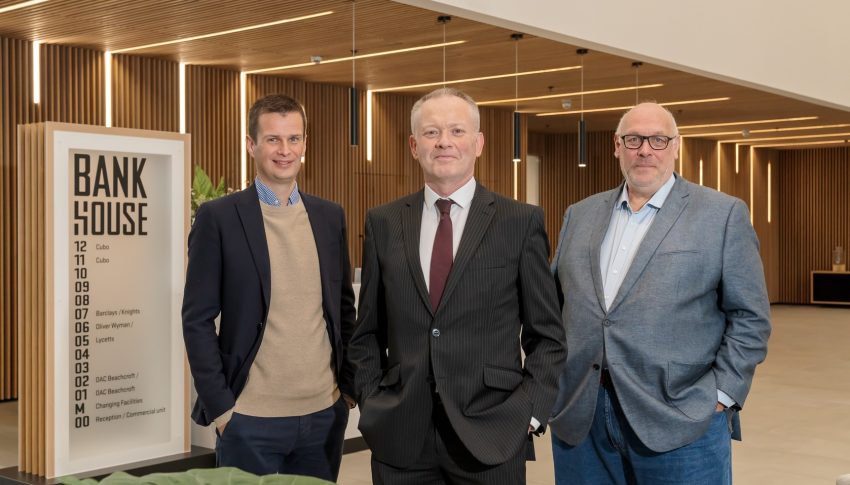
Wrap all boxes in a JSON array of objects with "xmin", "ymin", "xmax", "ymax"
[{"xmin": 49, "ymin": 127, "xmax": 189, "ymax": 477}]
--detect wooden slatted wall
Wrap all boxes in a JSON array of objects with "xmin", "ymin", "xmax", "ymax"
[
  {"xmin": 1, "ymin": 37, "xmax": 30, "ymax": 402},
  {"xmin": 527, "ymin": 130, "xmax": 623, "ymax": 253},
  {"xmin": 778, "ymin": 147, "xmax": 850, "ymax": 303},
  {"xmin": 186, "ymin": 65, "xmax": 240, "ymax": 188},
  {"xmin": 681, "ymin": 137, "xmax": 718, "ymax": 189},
  {"xmin": 16, "ymin": 123, "xmax": 47, "ymax": 475},
  {"xmin": 2, "ymin": 38, "xmax": 105, "ymax": 402},
  {"xmin": 112, "ymin": 54, "xmax": 178, "ymax": 131},
  {"xmin": 751, "ymin": 148, "xmax": 780, "ymax": 302}
]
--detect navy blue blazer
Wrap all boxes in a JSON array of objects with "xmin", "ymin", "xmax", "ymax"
[{"xmin": 182, "ymin": 185, "xmax": 356, "ymax": 426}]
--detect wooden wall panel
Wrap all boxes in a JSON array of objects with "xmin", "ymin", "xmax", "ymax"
[
  {"xmin": 1, "ymin": 37, "xmax": 30, "ymax": 402},
  {"xmin": 752, "ymin": 148, "xmax": 780, "ymax": 302},
  {"xmin": 681, "ymin": 137, "xmax": 718, "ymax": 189},
  {"xmin": 722, "ymin": 143, "xmax": 750, "ymax": 203},
  {"xmin": 112, "ymin": 54, "xmax": 178, "ymax": 131},
  {"xmin": 186, "ymin": 65, "xmax": 240, "ymax": 189},
  {"xmin": 16, "ymin": 123, "xmax": 48, "ymax": 475},
  {"xmin": 528, "ymin": 130, "xmax": 623, "ymax": 253},
  {"xmin": 2, "ymin": 38, "xmax": 104, "ymax": 401},
  {"xmin": 778, "ymin": 147, "xmax": 850, "ymax": 303}
]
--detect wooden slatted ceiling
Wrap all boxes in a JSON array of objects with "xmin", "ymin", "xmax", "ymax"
[{"xmin": 1, "ymin": 0, "xmax": 849, "ymax": 136}]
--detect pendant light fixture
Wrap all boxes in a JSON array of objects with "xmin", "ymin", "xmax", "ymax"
[
  {"xmin": 349, "ymin": 0, "xmax": 359, "ymax": 146},
  {"xmin": 437, "ymin": 15, "xmax": 452, "ymax": 85},
  {"xmin": 512, "ymin": 33, "xmax": 523, "ymax": 163},
  {"xmin": 577, "ymin": 48, "xmax": 588, "ymax": 168},
  {"xmin": 632, "ymin": 61, "xmax": 642, "ymax": 105}
]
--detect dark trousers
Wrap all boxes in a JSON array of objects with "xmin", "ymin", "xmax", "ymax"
[
  {"xmin": 371, "ymin": 393, "xmax": 526, "ymax": 485},
  {"xmin": 216, "ymin": 397, "xmax": 349, "ymax": 481}
]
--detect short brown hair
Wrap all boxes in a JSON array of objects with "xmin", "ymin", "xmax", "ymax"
[{"xmin": 247, "ymin": 94, "xmax": 307, "ymax": 141}]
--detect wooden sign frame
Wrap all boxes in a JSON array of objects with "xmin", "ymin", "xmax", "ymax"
[{"xmin": 17, "ymin": 123, "xmax": 190, "ymax": 478}]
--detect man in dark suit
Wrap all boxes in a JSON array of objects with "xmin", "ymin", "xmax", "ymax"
[
  {"xmin": 549, "ymin": 102, "xmax": 771, "ymax": 484},
  {"xmin": 182, "ymin": 94, "xmax": 356, "ymax": 480},
  {"xmin": 346, "ymin": 88, "xmax": 567, "ymax": 484}
]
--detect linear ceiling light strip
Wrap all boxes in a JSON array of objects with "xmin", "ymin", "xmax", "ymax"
[
  {"xmin": 678, "ymin": 116, "xmax": 818, "ymax": 130},
  {"xmin": 478, "ymin": 83, "xmax": 664, "ymax": 106},
  {"xmin": 112, "ymin": 11, "xmax": 334, "ymax": 53},
  {"xmin": 0, "ymin": 0, "xmax": 47, "ymax": 14},
  {"xmin": 247, "ymin": 40, "xmax": 466, "ymax": 74},
  {"xmin": 372, "ymin": 65, "xmax": 580, "ymax": 93},
  {"xmin": 536, "ymin": 97, "xmax": 730, "ymax": 117},
  {"xmin": 681, "ymin": 123, "xmax": 850, "ymax": 138}
]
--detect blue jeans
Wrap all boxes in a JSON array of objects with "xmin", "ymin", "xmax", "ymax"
[{"xmin": 552, "ymin": 385, "xmax": 732, "ymax": 485}]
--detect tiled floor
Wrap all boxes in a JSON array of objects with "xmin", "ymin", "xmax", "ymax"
[{"xmin": 1, "ymin": 305, "xmax": 849, "ymax": 484}]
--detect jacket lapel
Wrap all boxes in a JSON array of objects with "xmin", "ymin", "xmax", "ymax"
[
  {"xmin": 301, "ymin": 192, "xmax": 332, "ymax": 321},
  {"xmin": 590, "ymin": 186, "xmax": 621, "ymax": 313},
  {"xmin": 607, "ymin": 177, "xmax": 691, "ymax": 312},
  {"xmin": 235, "ymin": 186, "xmax": 271, "ymax": 311},
  {"xmin": 401, "ymin": 191, "xmax": 432, "ymax": 313},
  {"xmin": 438, "ymin": 184, "xmax": 495, "ymax": 312}
]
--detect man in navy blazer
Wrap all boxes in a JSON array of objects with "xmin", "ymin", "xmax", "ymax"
[
  {"xmin": 182, "ymin": 94, "xmax": 355, "ymax": 480},
  {"xmin": 550, "ymin": 102, "xmax": 770, "ymax": 484}
]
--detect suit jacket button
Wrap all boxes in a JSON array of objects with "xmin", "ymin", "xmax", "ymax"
[
  {"xmin": 432, "ymin": 329, "xmax": 441, "ymax": 338},
  {"xmin": 602, "ymin": 319, "xmax": 611, "ymax": 327},
  {"xmin": 593, "ymin": 364, "xmax": 600, "ymax": 370}
]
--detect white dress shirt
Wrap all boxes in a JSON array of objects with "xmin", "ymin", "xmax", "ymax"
[{"xmin": 419, "ymin": 177, "xmax": 476, "ymax": 291}]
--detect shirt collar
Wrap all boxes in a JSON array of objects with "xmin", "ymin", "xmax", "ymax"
[
  {"xmin": 424, "ymin": 177, "xmax": 477, "ymax": 211},
  {"xmin": 617, "ymin": 173, "xmax": 677, "ymax": 212},
  {"xmin": 255, "ymin": 177, "xmax": 300, "ymax": 207}
]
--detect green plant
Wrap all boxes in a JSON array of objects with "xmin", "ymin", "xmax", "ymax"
[
  {"xmin": 58, "ymin": 467, "xmax": 336, "ymax": 485},
  {"xmin": 191, "ymin": 165, "xmax": 230, "ymax": 218}
]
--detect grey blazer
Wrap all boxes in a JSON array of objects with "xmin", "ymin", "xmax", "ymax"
[
  {"xmin": 549, "ymin": 176, "xmax": 770, "ymax": 452},
  {"xmin": 346, "ymin": 184, "xmax": 567, "ymax": 468}
]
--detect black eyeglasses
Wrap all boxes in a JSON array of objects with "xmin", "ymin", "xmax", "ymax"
[{"xmin": 620, "ymin": 134, "xmax": 677, "ymax": 150}]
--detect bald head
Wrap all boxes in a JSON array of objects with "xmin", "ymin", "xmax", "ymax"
[
  {"xmin": 616, "ymin": 102, "xmax": 679, "ymax": 137},
  {"xmin": 613, "ymin": 102, "xmax": 680, "ymax": 204}
]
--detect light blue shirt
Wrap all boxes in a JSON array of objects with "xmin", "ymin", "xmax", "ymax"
[
  {"xmin": 254, "ymin": 177, "xmax": 300, "ymax": 206},
  {"xmin": 599, "ymin": 174, "xmax": 676, "ymax": 311}
]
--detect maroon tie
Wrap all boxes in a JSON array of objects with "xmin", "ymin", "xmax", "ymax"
[{"xmin": 429, "ymin": 199, "xmax": 454, "ymax": 310}]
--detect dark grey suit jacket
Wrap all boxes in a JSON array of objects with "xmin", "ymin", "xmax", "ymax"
[
  {"xmin": 346, "ymin": 184, "xmax": 567, "ymax": 468},
  {"xmin": 550, "ymin": 176, "xmax": 771, "ymax": 452}
]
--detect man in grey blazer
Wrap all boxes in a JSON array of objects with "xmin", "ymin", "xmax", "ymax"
[
  {"xmin": 550, "ymin": 102, "xmax": 770, "ymax": 484},
  {"xmin": 346, "ymin": 88, "xmax": 566, "ymax": 484}
]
